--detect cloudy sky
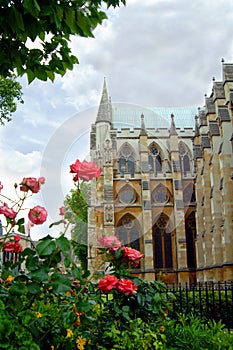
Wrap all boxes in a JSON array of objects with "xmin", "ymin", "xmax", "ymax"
[{"xmin": 1, "ymin": 0, "xmax": 233, "ymax": 239}]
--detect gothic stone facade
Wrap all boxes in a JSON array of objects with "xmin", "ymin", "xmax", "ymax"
[{"xmin": 88, "ymin": 62, "xmax": 233, "ymax": 284}]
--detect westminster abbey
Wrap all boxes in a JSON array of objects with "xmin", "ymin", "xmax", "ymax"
[{"xmin": 87, "ymin": 61, "xmax": 233, "ymax": 284}]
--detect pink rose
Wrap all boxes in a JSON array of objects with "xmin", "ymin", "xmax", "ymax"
[
  {"xmin": 116, "ymin": 279, "xmax": 137, "ymax": 295},
  {"xmin": 122, "ymin": 247, "xmax": 144, "ymax": 266},
  {"xmin": 0, "ymin": 181, "xmax": 3, "ymax": 192},
  {"xmin": 70, "ymin": 159, "xmax": 102, "ymax": 182},
  {"xmin": 28, "ymin": 205, "xmax": 48, "ymax": 225},
  {"xmin": 20, "ymin": 177, "xmax": 45, "ymax": 193},
  {"xmin": 59, "ymin": 205, "xmax": 66, "ymax": 216},
  {"xmin": 98, "ymin": 235, "xmax": 121, "ymax": 250},
  {"xmin": 14, "ymin": 235, "xmax": 21, "ymax": 242},
  {"xmin": 0, "ymin": 203, "xmax": 17, "ymax": 219},
  {"xmin": 98, "ymin": 275, "xmax": 119, "ymax": 294}
]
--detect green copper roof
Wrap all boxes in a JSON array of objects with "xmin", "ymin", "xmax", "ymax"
[{"xmin": 112, "ymin": 105, "xmax": 198, "ymax": 130}]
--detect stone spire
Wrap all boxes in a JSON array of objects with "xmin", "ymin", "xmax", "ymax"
[
  {"xmin": 140, "ymin": 113, "xmax": 147, "ymax": 135},
  {"xmin": 96, "ymin": 78, "xmax": 112, "ymax": 124},
  {"xmin": 169, "ymin": 113, "xmax": 178, "ymax": 135}
]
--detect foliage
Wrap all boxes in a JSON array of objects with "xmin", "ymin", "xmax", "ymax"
[
  {"xmin": 0, "ymin": 0, "xmax": 126, "ymax": 83},
  {"xmin": 0, "ymin": 74, "xmax": 23, "ymax": 125},
  {"xmin": 1, "ymin": 164, "xmax": 233, "ymax": 349},
  {"xmin": 162, "ymin": 314, "xmax": 233, "ymax": 350},
  {"xmin": 65, "ymin": 183, "xmax": 89, "ymax": 224},
  {"xmin": 0, "ymin": 234, "xmax": 94, "ymax": 350},
  {"xmin": 65, "ymin": 182, "xmax": 89, "ymax": 271}
]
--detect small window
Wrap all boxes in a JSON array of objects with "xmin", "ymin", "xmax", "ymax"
[
  {"xmin": 118, "ymin": 144, "xmax": 135, "ymax": 177},
  {"xmin": 179, "ymin": 142, "xmax": 192, "ymax": 175},
  {"xmin": 152, "ymin": 184, "xmax": 170, "ymax": 204},
  {"xmin": 118, "ymin": 184, "xmax": 136, "ymax": 204},
  {"xmin": 148, "ymin": 144, "xmax": 163, "ymax": 176}
]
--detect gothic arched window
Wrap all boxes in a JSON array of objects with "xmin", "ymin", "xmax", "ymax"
[
  {"xmin": 179, "ymin": 143, "xmax": 191, "ymax": 176},
  {"xmin": 153, "ymin": 214, "xmax": 173, "ymax": 269},
  {"xmin": 185, "ymin": 212, "xmax": 197, "ymax": 269},
  {"xmin": 119, "ymin": 144, "xmax": 135, "ymax": 177},
  {"xmin": 116, "ymin": 214, "xmax": 141, "ymax": 261},
  {"xmin": 148, "ymin": 144, "xmax": 162, "ymax": 176}
]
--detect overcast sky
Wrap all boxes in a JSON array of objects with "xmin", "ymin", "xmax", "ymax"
[{"xmin": 1, "ymin": 0, "xmax": 233, "ymax": 239}]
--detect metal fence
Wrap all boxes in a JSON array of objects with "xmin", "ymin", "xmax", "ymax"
[{"xmin": 166, "ymin": 281, "xmax": 233, "ymax": 331}]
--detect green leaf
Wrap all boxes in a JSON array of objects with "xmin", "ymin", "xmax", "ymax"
[
  {"xmin": 34, "ymin": 66, "xmax": 47, "ymax": 81},
  {"xmin": 56, "ymin": 235, "xmax": 71, "ymax": 253},
  {"xmin": 36, "ymin": 238, "xmax": 56, "ymax": 257},
  {"xmin": 16, "ymin": 218, "xmax": 24, "ymax": 226},
  {"xmin": 27, "ymin": 281, "xmax": 41, "ymax": 294},
  {"xmin": 18, "ymin": 224, "xmax": 25, "ymax": 234},
  {"xmin": 9, "ymin": 282, "xmax": 26, "ymax": 296},
  {"xmin": 10, "ymin": 8, "xmax": 25, "ymax": 32},
  {"xmin": 15, "ymin": 275, "xmax": 30, "ymax": 282},
  {"xmin": 23, "ymin": 0, "xmax": 40, "ymax": 17},
  {"xmin": 64, "ymin": 7, "xmax": 76, "ymax": 33},
  {"xmin": 56, "ymin": 6, "xmax": 63, "ymax": 22},
  {"xmin": 26, "ymin": 255, "xmax": 39, "ymax": 271},
  {"xmin": 50, "ymin": 273, "xmax": 71, "ymax": 294},
  {"xmin": 75, "ymin": 300, "xmax": 93, "ymax": 313},
  {"xmin": 30, "ymin": 265, "xmax": 49, "ymax": 282},
  {"xmin": 26, "ymin": 69, "xmax": 35, "ymax": 84},
  {"xmin": 21, "ymin": 247, "xmax": 35, "ymax": 257},
  {"xmin": 45, "ymin": 69, "xmax": 55, "ymax": 82},
  {"xmin": 33, "ymin": 0, "xmax": 41, "ymax": 12}
]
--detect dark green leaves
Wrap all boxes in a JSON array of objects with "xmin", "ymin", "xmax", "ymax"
[
  {"xmin": 0, "ymin": 0, "xmax": 126, "ymax": 83},
  {"xmin": 50, "ymin": 272, "xmax": 72, "ymax": 294}
]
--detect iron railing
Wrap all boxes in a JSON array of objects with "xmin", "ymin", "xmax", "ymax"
[{"xmin": 166, "ymin": 281, "xmax": 233, "ymax": 331}]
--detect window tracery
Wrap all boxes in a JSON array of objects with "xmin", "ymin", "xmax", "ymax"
[
  {"xmin": 152, "ymin": 184, "xmax": 171, "ymax": 204},
  {"xmin": 116, "ymin": 214, "xmax": 141, "ymax": 255},
  {"xmin": 148, "ymin": 144, "xmax": 163, "ymax": 175},
  {"xmin": 179, "ymin": 142, "xmax": 191, "ymax": 175},
  {"xmin": 153, "ymin": 214, "xmax": 173, "ymax": 269},
  {"xmin": 119, "ymin": 144, "xmax": 135, "ymax": 177},
  {"xmin": 117, "ymin": 184, "xmax": 137, "ymax": 204}
]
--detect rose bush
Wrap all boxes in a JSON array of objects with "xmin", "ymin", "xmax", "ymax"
[{"xmin": 1, "ymin": 159, "xmax": 233, "ymax": 349}]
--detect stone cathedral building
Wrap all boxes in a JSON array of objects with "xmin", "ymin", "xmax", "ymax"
[{"xmin": 88, "ymin": 62, "xmax": 233, "ymax": 284}]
